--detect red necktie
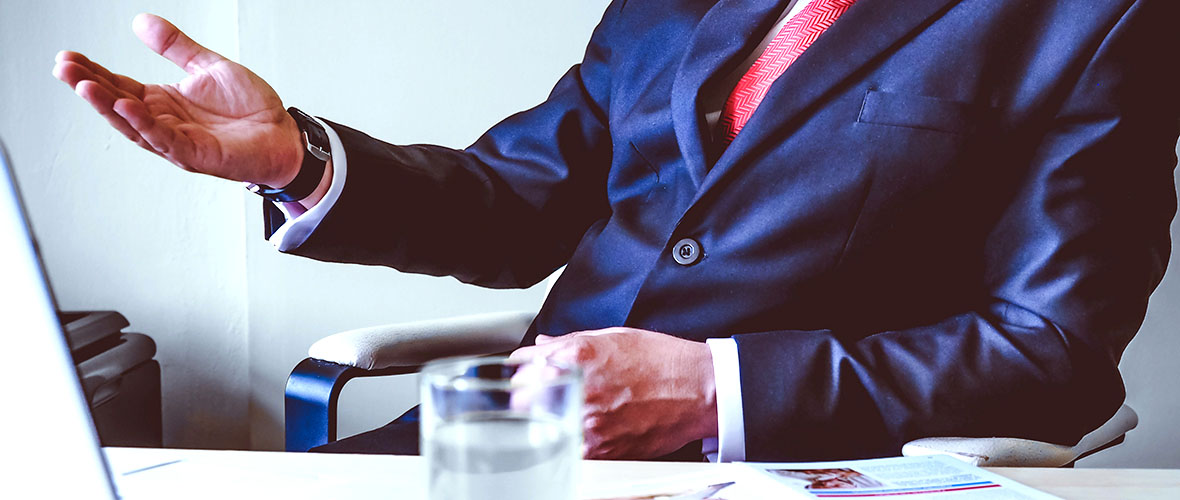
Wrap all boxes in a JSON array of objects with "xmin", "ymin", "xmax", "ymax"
[{"xmin": 716, "ymin": 0, "xmax": 858, "ymax": 146}]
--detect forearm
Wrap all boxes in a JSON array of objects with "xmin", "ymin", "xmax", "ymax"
[
  {"xmin": 285, "ymin": 120, "xmax": 587, "ymax": 288},
  {"xmin": 733, "ymin": 304, "xmax": 1126, "ymax": 461}
]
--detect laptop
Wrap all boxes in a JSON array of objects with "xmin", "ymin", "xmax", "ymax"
[
  {"xmin": 0, "ymin": 139, "xmax": 119, "ymax": 499},
  {"xmin": 0, "ymin": 140, "xmax": 411, "ymax": 499}
]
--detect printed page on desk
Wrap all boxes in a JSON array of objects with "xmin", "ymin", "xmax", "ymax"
[
  {"xmin": 744, "ymin": 455, "xmax": 1060, "ymax": 499},
  {"xmin": 584, "ymin": 455, "xmax": 1059, "ymax": 500}
]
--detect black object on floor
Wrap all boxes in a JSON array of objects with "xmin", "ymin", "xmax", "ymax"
[{"xmin": 60, "ymin": 310, "xmax": 162, "ymax": 448}]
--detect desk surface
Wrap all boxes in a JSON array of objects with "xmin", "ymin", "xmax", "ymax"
[{"xmin": 104, "ymin": 447, "xmax": 1180, "ymax": 500}]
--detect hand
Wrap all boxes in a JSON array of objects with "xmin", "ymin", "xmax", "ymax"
[
  {"xmin": 510, "ymin": 327, "xmax": 718, "ymax": 460},
  {"xmin": 52, "ymin": 14, "xmax": 303, "ymax": 187}
]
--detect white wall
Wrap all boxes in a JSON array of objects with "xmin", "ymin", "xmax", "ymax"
[
  {"xmin": 1079, "ymin": 154, "xmax": 1180, "ymax": 469},
  {"xmin": 3, "ymin": 0, "xmax": 1178, "ymax": 466},
  {"xmin": 0, "ymin": 0, "xmax": 250, "ymax": 449}
]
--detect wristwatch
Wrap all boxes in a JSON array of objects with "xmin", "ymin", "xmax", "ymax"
[{"xmin": 247, "ymin": 107, "xmax": 331, "ymax": 203}]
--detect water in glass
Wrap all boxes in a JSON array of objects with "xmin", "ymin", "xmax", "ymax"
[{"xmin": 426, "ymin": 412, "xmax": 578, "ymax": 500}]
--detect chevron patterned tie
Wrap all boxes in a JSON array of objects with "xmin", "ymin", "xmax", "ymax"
[{"xmin": 716, "ymin": 0, "xmax": 858, "ymax": 147}]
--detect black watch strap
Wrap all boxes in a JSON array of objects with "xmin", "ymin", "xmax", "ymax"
[{"xmin": 248, "ymin": 107, "xmax": 331, "ymax": 203}]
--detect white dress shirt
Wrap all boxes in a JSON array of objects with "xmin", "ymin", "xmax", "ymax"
[{"xmin": 271, "ymin": 0, "xmax": 819, "ymax": 462}]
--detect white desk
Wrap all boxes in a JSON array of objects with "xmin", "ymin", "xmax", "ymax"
[{"xmin": 104, "ymin": 447, "xmax": 1180, "ymax": 500}]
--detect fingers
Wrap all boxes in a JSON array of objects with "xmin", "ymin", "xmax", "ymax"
[
  {"xmin": 53, "ymin": 57, "xmax": 89, "ymax": 88},
  {"xmin": 511, "ymin": 334, "xmax": 562, "ymax": 361},
  {"xmin": 508, "ymin": 344, "xmax": 549, "ymax": 363},
  {"xmin": 55, "ymin": 59, "xmax": 137, "ymax": 106},
  {"xmin": 51, "ymin": 17, "xmax": 214, "ymax": 167},
  {"xmin": 510, "ymin": 342, "xmax": 574, "ymax": 370},
  {"xmin": 54, "ymin": 54, "xmax": 166, "ymax": 158},
  {"xmin": 112, "ymin": 98, "xmax": 196, "ymax": 168},
  {"xmin": 55, "ymin": 51, "xmax": 145, "ymax": 98},
  {"xmin": 73, "ymin": 80, "xmax": 154, "ymax": 152},
  {"xmin": 132, "ymin": 13, "xmax": 224, "ymax": 74}
]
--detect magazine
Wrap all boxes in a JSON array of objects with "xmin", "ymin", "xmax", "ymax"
[{"xmin": 585, "ymin": 455, "xmax": 1059, "ymax": 499}]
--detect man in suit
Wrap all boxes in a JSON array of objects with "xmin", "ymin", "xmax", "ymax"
[{"xmin": 54, "ymin": 0, "xmax": 1179, "ymax": 461}]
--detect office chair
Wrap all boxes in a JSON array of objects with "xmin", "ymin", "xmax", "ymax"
[{"xmin": 285, "ymin": 311, "xmax": 1138, "ymax": 467}]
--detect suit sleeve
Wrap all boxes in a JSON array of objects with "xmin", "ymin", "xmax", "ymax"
[
  {"xmin": 734, "ymin": 0, "xmax": 1180, "ymax": 460},
  {"xmin": 280, "ymin": 3, "xmax": 623, "ymax": 289}
]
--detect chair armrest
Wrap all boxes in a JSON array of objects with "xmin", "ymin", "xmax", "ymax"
[
  {"xmin": 901, "ymin": 404, "xmax": 1138, "ymax": 467},
  {"xmin": 286, "ymin": 310, "xmax": 536, "ymax": 452},
  {"xmin": 308, "ymin": 310, "xmax": 537, "ymax": 370}
]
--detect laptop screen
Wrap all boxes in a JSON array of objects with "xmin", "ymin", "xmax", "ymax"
[{"xmin": 0, "ymin": 140, "xmax": 117, "ymax": 499}]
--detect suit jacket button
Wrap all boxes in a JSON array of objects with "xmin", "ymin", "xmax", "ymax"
[{"xmin": 672, "ymin": 238, "xmax": 702, "ymax": 266}]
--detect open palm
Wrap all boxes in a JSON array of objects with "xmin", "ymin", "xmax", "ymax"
[{"xmin": 53, "ymin": 14, "xmax": 302, "ymax": 187}]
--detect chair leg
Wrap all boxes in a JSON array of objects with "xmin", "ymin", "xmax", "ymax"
[
  {"xmin": 284, "ymin": 358, "xmax": 413, "ymax": 452},
  {"xmin": 1068, "ymin": 434, "xmax": 1127, "ymax": 466}
]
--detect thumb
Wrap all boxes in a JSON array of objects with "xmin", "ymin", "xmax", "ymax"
[
  {"xmin": 535, "ymin": 334, "xmax": 556, "ymax": 344},
  {"xmin": 132, "ymin": 13, "xmax": 224, "ymax": 74}
]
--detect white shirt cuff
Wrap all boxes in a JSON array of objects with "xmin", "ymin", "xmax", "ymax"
[
  {"xmin": 705, "ymin": 337, "xmax": 745, "ymax": 462},
  {"xmin": 269, "ymin": 118, "xmax": 348, "ymax": 252}
]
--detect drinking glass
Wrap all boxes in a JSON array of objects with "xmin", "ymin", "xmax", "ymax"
[{"xmin": 421, "ymin": 356, "xmax": 583, "ymax": 500}]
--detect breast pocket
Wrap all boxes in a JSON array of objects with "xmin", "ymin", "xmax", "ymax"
[{"xmin": 857, "ymin": 89, "xmax": 989, "ymax": 135}]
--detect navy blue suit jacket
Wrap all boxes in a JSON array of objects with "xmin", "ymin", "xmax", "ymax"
[{"xmin": 283, "ymin": 0, "xmax": 1180, "ymax": 460}]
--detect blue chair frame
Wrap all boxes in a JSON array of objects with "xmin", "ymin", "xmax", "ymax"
[{"xmin": 284, "ymin": 359, "xmax": 412, "ymax": 452}]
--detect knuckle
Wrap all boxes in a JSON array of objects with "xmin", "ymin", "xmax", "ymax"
[
  {"xmin": 152, "ymin": 141, "xmax": 172, "ymax": 156},
  {"xmin": 570, "ymin": 339, "xmax": 595, "ymax": 362},
  {"xmin": 584, "ymin": 415, "xmax": 605, "ymax": 432},
  {"xmin": 160, "ymin": 29, "xmax": 182, "ymax": 56},
  {"xmin": 589, "ymin": 443, "xmax": 616, "ymax": 459}
]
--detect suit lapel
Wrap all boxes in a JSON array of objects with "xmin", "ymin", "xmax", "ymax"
[
  {"xmin": 670, "ymin": 0, "xmax": 795, "ymax": 189},
  {"xmin": 699, "ymin": 0, "xmax": 963, "ymax": 194}
]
